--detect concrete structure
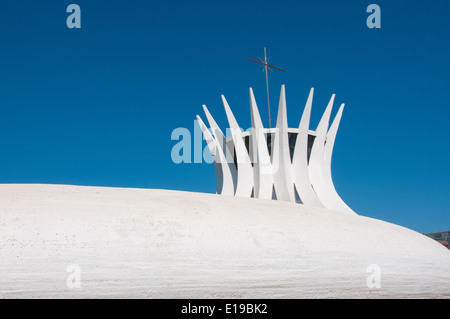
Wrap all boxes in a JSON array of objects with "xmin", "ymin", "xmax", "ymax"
[
  {"xmin": 0, "ymin": 184, "xmax": 449, "ymax": 298},
  {"xmin": 197, "ymin": 85, "xmax": 355, "ymax": 215}
]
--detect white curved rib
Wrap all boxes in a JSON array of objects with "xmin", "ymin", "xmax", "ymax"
[
  {"xmin": 308, "ymin": 94, "xmax": 335, "ymax": 209},
  {"xmin": 222, "ymin": 95, "xmax": 254, "ymax": 198},
  {"xmin": 322, "ymin": 104, "xmax": 357, "ymax": 215},
  {"xmin": 272, "ymin": 85, "xmax": 295, "ymax": 202},
  {"xmin": 292, "ymin": 88, "xmax": 324, "ymax": 207},
  {"xmin": 196, "ymin": 115, "xmax": 235, "ymax": 196},
  {"xmin": 202, "ymin": 105, "xmax": 237, "ymax": 192},
  {"xmin": 249, "ymin": 88, "xmax": 273, "ymax": 199}
]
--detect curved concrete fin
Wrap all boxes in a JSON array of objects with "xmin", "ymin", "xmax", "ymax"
[
  {"xmin": 202, "ymin": 105, "xmax": 225, "ymax": 140},
  {"xmin": 309, "ymin": 96, "xmax": 355, "ymax": 214},
  {"xmin": 292, "ymin": 88, "xmax": 324, "ymax": 207},
  {"xmin": 249, "ymin": 88, "xmax": 272, "ymax": 199},
  {"xmin": 275, "ymin": 85, "xmax": 288, "ymax": 129},
  {"xmin": 249, "ymin": 88, "xmax": 264, "ymax": 129},
  {"xmin": 323, "ymin": 104, "xmax": 357, "ymax": 214},
  {"xmin": 308, "ymin": 95, "xmax": 335, "ymax": 209},
  {"xmin": 196, "ymin": 115, "xmax": 235, "ymax": 196},
  {"xmin": 272, "ymin": 85, "xmax": 295, "ymax": 202},
  {"xmin": 222, "ymin": 95, "xmax": 241, "ymax": 130},
  {"xmin": 299, "ymin": 88, "xmax": 314, "ymax": 132},
  {"xmin": 324, "ymin": 104, "xmax": 344, "ymax": 166},
  {"xmin": 222, "ymin": 95, "xmax": 254, "ymax": 197},
  {"xmin": 202, "ymin": 104, "xmax": 235, "ymax": 168},
  {"xmin": 196, "ymin": 115, "xmax": 216, "ymax": 157},
  {"xmin": 316, "ymin": 94, "xmax": 335, "ymax": 134}
]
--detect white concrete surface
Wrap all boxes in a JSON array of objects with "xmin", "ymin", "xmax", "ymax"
[{"xmin": 0, "ymin": 184, "xmax": 449, "ymax": 298}]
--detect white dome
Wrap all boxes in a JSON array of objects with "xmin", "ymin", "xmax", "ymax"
[{"xmin": 0, "ymin": 184, "xmax": 449, "ymax": 298}]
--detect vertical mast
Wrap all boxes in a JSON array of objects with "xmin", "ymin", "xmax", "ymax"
[
  {"xmin": 247, "ymin": 48, "xmax": 285, "ymax": 129},
  {"xmin": 264, "ymin": 47, "xmax": 272, "ymax": 128}
]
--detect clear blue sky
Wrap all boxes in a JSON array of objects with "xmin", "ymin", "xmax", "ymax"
[{"xmin": 0, "ymin": 0, "xmax": 449, "ymax": 234}]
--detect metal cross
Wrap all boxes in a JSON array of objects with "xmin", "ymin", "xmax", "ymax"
[{"xmin": 247, "ymin": 47, "xmax": 285, "ymax": 128}]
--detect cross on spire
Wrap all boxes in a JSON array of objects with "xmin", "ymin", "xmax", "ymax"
[{"xmin": 247, "ymin": 47, "xmax": 285, "ymax": 128}]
